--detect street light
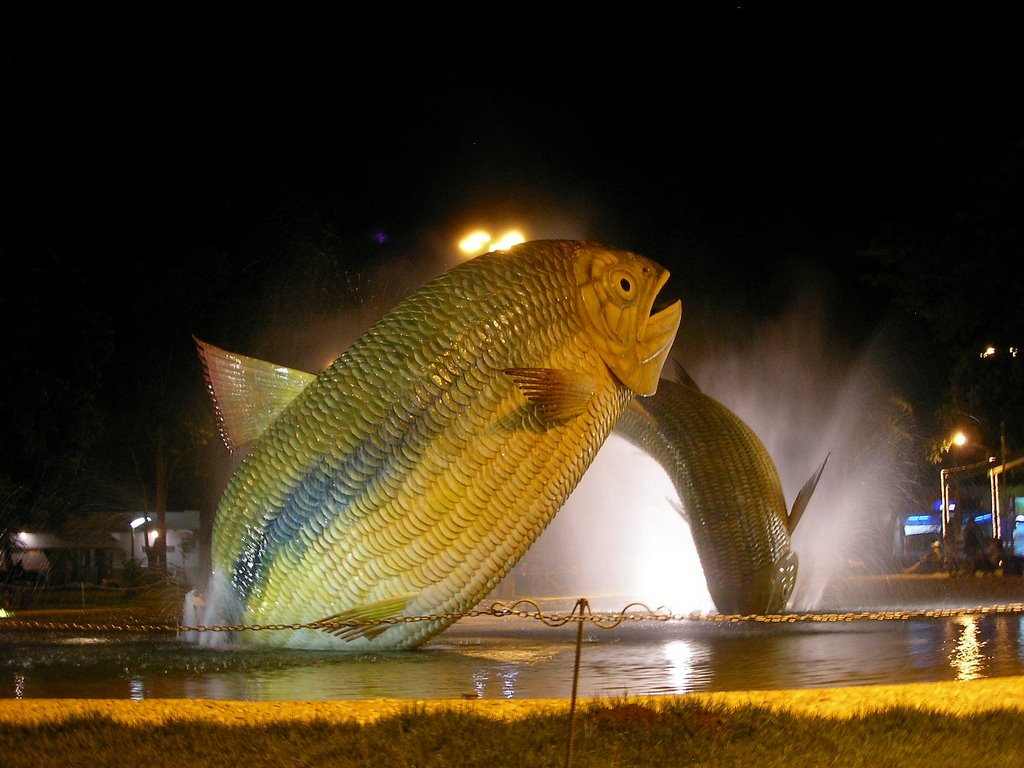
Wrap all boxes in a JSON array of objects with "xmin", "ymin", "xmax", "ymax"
[
  {"xmin": 457, "ymin": 229, "xmax": 526, "ymax": 259},
  {"xmin": 939, "ymin": 427, "xmax": 998, "ymax": 570},
  {"xmin": 129, "ymin": 516, "xmax": 151, "ymax": 562}
]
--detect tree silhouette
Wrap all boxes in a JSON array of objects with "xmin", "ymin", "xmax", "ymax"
[
  {"xmin": 0, "ymin": 246, "xmax": 113, "ymax": 542},
  {"xmin": 860, "ymin": 126, "xmax": 1024, "ymax": 462}
]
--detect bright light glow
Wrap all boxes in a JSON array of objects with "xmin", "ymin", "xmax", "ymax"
[
  {"xmin": 904, "ymin": 522, "xmax": 941, "ymax": 536},
  {"xmin": 458, "ymin": 231, "xmax": 493, "ymax": 256},
  {"xmin": 907, "ymin": 514, "xmax": 937, "ymax": 524},
  {"xmin": 500, "ymin": 435, "xmax": 715, "ymax": 614},
  {"xmin": 663, "ymin": 639, "xmax": 698, "ymax": 692},
  {"xmin": 491, "ymin": 230, "xmax": 525, "ymax": 251},
  {"xmin": 980, "ymin": 345, "xmax": 997, "ymax": 358},
  {"xmin": 130, "ymin": 516, "xmax": 151, "ymax": 530},
  {"xmin": 952, "ymin": 431, "xmax": 967, "ymax": 447},
  {"xmin": 949, "ymin": 614, "xmax": 986, "ymax": 681},
  {"xmin": 457, "ymin": 230, "xmax": 527, "ymax": 259},
  {"xmin": 1011, "ymin": 347, "xmax": 1019, "ymax": 358}
]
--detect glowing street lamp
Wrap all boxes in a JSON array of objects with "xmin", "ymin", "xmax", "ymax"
[
  {"xmin": 458, "ymin": 231, "xmax": 492, "ymax": 256},
  {"xmin": 457, "ymin": 229, "xmax": 526, "ymax": 259},
  {"xmin": 491, "ymin": 230, "xmax": 525, "ymax": 251},
  {"xmin": 129, "ymin": 516, "xmax": 151, "ymax": 562},
  {"xmin": 938, "ymin": 418, "xmax": 1009, "ymax": 571}
]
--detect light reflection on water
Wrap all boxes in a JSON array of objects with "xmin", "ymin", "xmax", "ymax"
[
  {"xmin": 3, "ymin": 611, "xmax": 1024, "ymax": 702},
  {"xmin": 948, "ymin": 614, "xmax": 986, "ymax": 682},
  {"xmin": 663, "ymin": 640, "xmax": 697, "ymax": 692}
]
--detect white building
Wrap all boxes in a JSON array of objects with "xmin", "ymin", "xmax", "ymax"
[{"xmin": 5, "ymin": 510, "xmax": 204, "ymax": 588}]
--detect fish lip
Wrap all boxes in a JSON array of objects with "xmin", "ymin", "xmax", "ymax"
[
  {"xmin": 640, "ymin": 299, "xmax": 682, "ymax": 365},
  {"xmin": 631, "ymin": 267, "xmax": 682, "ymax": 395},
  {"xmin": 636, "ymin": 267, "xmax": 669, "ymax": 343}
]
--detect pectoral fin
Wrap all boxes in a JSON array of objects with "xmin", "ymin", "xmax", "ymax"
[
  {"xmin": 788, "ymin": 453, "xmax": 830, "ymax": 534},
  {"xmin": 195, "ymin": 337, "xmax": 316, "ymax": 452},
  {"xmin": 503, "ymin": 368, "xmax": 597, "ymax": 422},
  {"xmin": 315, "ymin": 594, "xmax": 414, "ymax": 642}
]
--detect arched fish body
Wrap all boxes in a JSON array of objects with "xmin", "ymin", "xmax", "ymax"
[
  {"xmin": 198, "ymin": 240, "xmax": 681, "ymax": 649},
  {"xmin": 614, "ymin": 362, "xmax": 827, "ymax": 614}
]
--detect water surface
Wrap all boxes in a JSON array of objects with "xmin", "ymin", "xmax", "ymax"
[{"xmin": 4, "ymin": 600, "xmax": 1023, "ymax": 701}]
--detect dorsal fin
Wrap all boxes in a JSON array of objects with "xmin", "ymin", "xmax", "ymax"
[
  {"xmin": 195, "ymin": 337, "xmax": 316, "ymax": 452},
  {"xmin": 788, "ymin": 453, "xmax": 830, "ymax": 534},
  {"xmin": 672, "ymin": 359, "xmax": 702, "ymax": 392}
]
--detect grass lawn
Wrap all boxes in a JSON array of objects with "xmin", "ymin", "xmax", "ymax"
[{"xmin": 2, "ymin": 695, "xmax": 1023, "ymax": 768}]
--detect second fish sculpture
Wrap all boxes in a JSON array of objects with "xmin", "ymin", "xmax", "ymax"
[
  {"xmin": 196, "ymin": 240, "xmax": 681, "ymax": 650},
  {"xmin": 613, "ymin": 361, "xmax": 828, "ymax": 615}
]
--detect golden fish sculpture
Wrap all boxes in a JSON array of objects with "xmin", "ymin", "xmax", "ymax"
[
  {"xmin": 196, "ymin": 240, "xmax": 681, "ymax": 649},
  {"xmin": 614, "ymin": 360, "xmax": 828, "ymax": 615}
]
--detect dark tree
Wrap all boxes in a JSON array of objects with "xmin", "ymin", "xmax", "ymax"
[
  {"xmin": 860, "ymin": 126, "xmax": 1024, "ymax": 462},
  {"xmin": 0, "ymin": 246, "xmax": 114, "ymax": 537}
]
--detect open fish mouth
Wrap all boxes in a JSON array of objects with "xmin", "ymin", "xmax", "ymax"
[
  {"xmin": 631, "ymin": 271, "xmax": 681, "ymax": 395},
  {"xmin": 640, "ymin": 281, "xmax": 682, "ymax": 364}
]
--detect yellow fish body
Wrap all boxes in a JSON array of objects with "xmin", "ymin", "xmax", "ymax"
[
  {"xmin": 613, "ymin": 362, "xmax": 827, "ymax": 615},
  {"xmin": 198, "ymin": 240, "xmax": 680, "ymax": 649}
]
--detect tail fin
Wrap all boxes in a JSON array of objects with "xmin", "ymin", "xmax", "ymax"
[{"xmin": 788, "ymin": 453, "xmax": 829, "ymax": 534}]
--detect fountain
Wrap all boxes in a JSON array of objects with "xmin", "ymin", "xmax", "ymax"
[
  {"xmin": 498, "ymin": 282, "xmax": 919, "ymax": 614},
  {"xmin": 4, "ymin": 257, "xmax": 1023, "ymax": 702}
]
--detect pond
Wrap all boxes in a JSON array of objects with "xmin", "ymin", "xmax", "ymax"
[{"xmin": 3, "ymin": 592, "xmax": 1023, "ymax": 702}]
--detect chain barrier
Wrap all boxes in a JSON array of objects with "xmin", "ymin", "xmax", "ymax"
[{"xmin": 2, "ymin": 598, "xmax": 1024, "ymax": 634}]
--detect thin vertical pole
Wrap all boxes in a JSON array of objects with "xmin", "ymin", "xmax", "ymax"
[{"xmin": 564, "ymin": 597, "xmax": 587, "ymax": 768}]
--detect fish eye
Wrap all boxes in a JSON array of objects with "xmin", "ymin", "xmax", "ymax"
[{"xmin": 610, "ymin": 269, "xmax": 635, "ymax": 300}]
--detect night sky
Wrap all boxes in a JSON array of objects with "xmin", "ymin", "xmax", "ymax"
[
  {"xmin": 7, "ymin": 20, "xmax": 1016, "ymax": 309},
  {"xmin": 4, "ymin": 14, "xmax": 1021, "ymax": 510}
]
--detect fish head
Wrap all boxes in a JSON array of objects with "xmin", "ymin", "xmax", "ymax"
[{"xmin": 574, "ymin": 245, "xmax": 682, "ymax": 396}]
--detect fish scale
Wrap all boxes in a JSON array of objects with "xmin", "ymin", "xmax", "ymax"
[{"xmin": 201, "ymin": 241, "xmax": 680, "ymax": 649}]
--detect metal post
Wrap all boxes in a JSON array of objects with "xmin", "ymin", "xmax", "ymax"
[
  {"xmin": 940, "ymin": 469, "xmax": 950, "ymax": 542},
  {"xmin": 564, "ymin": 598, "xmax": 588, "ymax": 768},
  {"xmin": 990, "ymin": 456, "xmax": 1024, "ymax": 550},
  {"xmin": 940, "ymin": 458, "xmax": 998, "ymax": 572},
  {"xmin": 991, "ymin": 468, "xmax": 1001, "ymax": 542}
]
